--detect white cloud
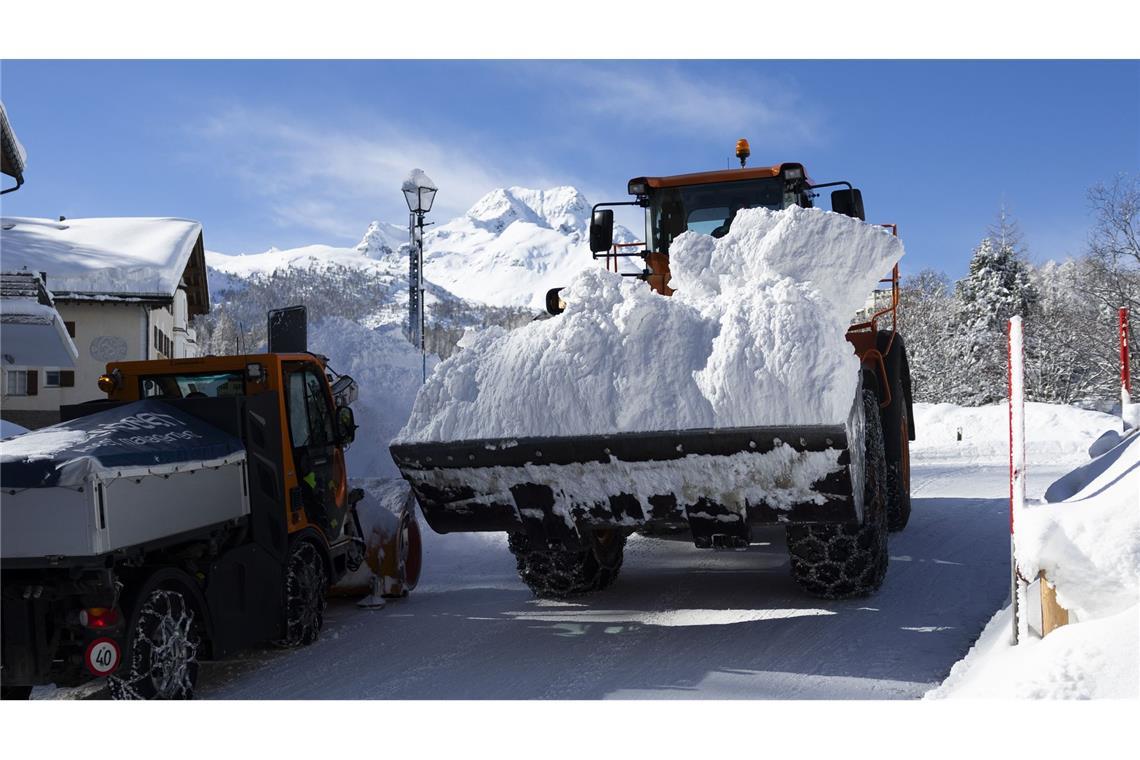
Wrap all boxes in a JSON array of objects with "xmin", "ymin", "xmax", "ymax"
[
  {"xmin": 191, "ymin": 106, "xmax": 542, "ymax": 242},
  {"xmin": 544, "ymin": 62, "xmax": 821, "ymax": 145}
]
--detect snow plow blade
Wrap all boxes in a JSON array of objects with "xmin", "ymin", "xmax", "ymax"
[{"xmin": 390, "ymin": 425, "xmax": 859, "ymax": 548}]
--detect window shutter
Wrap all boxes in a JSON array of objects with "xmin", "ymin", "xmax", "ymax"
[
  {"xmin": 60, "ymin": 370, "xmax": 75, "ymax": 387},
  {"xmin": 27, "ymin": 370, "xmax": 38, "ymax": 396}
]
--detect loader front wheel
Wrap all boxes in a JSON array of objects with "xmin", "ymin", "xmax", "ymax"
[
  {"xmin": 786, "ymin": 390, "xmax": 889, "ymax": 599},
  {"xmin": 508, "ymin": 530, "xmax": 626, "ymax": 598}
]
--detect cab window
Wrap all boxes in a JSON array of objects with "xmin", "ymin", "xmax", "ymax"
[
  {"xmin": 286, "ymin": 368, "xmax": 334, "ymax": 449},
  {"xmin": 141, "ymin": 371, "xmax": 245, "ymax": 399}
]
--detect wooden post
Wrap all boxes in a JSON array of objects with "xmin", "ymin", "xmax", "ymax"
[{"xmin": 1039, "ymin": 571, "xmax": 1069, "ymax": 636}]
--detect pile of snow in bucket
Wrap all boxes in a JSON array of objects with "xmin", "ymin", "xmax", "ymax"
[
  {"xmin": 398, "ymin": 206, "xmax": 904, "ymax": 442},
  {"xmin": 927, "ymin": 429, "xmax": 1139, "ymax": 699}
]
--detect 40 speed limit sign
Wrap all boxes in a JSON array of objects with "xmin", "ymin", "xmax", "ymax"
[{"xmin": 84, "ymin": 637, "xmax": 121, "ymax": 676}]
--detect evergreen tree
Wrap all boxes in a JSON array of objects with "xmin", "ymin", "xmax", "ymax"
[{"xmin": 952, "ymin": 220, "xmax": 1039, "ymax": 404}]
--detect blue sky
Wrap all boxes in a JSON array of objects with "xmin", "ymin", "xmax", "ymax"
[{"xmin": 1, "ymin": 60, "xmax": 1137, "ymax": 278}]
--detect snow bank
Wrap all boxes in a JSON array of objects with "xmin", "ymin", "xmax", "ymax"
[
  {"xmin": 928, "ymin": 427, "xmax": 1139, "ymax": 699},
  {"xmin": 912, "ymin": 402, "xmax": 1122, "ymax": 466},
  {"xmin": 925, "ymin": 603, "xmax": 1138, "ymax": 699},
  {"xmin": 398, "ymin": 207, "xmax": 902, "ymax": 443},
  {"xmin": 308, "ymin": 318, "xmax": 434, "ymax": 478},
  {"xmin": 1016, "ymin": 431, "xmax": 1140, "ymax": 620}
]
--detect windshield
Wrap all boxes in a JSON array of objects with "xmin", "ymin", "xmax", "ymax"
[
  {"xmin": 647, "ymin": 177, "xmax": 791, "ymax": 254},
  {"xmin": 141, "ymin": 371, "xmax": 245, "ymax": 399}
]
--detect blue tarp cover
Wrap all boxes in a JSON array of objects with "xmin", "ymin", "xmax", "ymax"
[{"xmin": 1, "ymin": 400, "xmax": 245, "ymax": 489}]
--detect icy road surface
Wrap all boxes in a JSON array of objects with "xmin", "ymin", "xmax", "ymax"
[{"xmin": 189, "ymin": 462, "xmax": 1066, "ymax": 700}]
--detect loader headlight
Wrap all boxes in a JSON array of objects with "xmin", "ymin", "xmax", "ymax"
[
  {"xmin": 627, "ymin": 180, "xmax": 648, "ymax": 196},
  {"xmin": 784, "ymin": 166, "xmax": 803, "ymax": 180}
]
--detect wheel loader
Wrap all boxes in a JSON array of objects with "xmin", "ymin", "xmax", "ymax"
[
  {"xmin": 390, "ymin": 143, "xmax": 915, "ymax": 601},
  {"xmin": 0, "ymin": 308, "xmax": 420, "ymax": 699}
]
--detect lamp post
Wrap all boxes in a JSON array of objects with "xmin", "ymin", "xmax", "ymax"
[{"xmin": 402, "ymin": 168, "xmax": 437, "ymax": 383}]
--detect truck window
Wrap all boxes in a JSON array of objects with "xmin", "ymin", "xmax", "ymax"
[
  {"xmin": 285, "ymin": 369, "xmax": 334, "ymax": 450},
  {"xmin": 141, "ymin": 371, "xmax": 244, "ymax": 399}
]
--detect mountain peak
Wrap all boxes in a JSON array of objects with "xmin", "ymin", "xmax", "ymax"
[
  {"xmin": 355, "ymin": 220, "xmax": 406, "ymax": 259},
  {"xmin": 465, "ymin": 186, "xmax": 592, "ymax": 235}
]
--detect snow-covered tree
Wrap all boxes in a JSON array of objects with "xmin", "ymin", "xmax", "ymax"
[{"xmin": 952, "ymin": 223, "xmax": 1040, "ymax": 404}]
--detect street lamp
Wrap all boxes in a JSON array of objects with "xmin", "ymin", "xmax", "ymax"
[{"xmin": 403, "ymin": 169, "xmax": 437, "ymax": 383}]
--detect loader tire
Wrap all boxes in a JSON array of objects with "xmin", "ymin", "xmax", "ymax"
[
  {"xmin": 508, "ymin": 530, "xmax": 625, "ymax": 598},
  {"xmin": 882, "ymin": 351, "xmax": 912, "ymax": 532},
  {"xmin": 786, "ymin": 390, "xmax": 889, "ymax": 599}
]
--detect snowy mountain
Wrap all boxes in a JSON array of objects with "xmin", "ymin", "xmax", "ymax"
[
  {"xmin": 422, "ymin": 186, "xmax": 639, "ymax": 308},
  {"xmin": 205, "ymin": 186, "xmax": 638, "ymax": 310}
]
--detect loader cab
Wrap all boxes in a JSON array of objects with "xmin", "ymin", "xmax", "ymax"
[{"xmin": 631, "ymin": 163, "xmax": 812, "ymax": 256}]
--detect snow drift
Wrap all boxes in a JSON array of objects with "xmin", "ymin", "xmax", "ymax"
[
  {"xmin": 398, "ymin": 206, "xmax": 904, "ymax": 443},
  {"xmin": 927, "ymin": 428, "xmax": 1139, "ymax": 699}
]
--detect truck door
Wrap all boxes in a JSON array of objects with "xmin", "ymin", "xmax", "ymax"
[{"xmin": 284, "ymin": 363, "xmax": 348, "ymax": 539}]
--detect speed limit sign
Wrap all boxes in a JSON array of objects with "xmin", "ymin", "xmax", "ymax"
[{"xmin": 84, "ymin": 637, "xmax": 121, "ymax": 676}]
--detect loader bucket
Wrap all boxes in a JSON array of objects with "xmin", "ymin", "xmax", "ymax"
[{"xmin": 390, "ymin": 424, "xmax": 862, "ymax": 549}]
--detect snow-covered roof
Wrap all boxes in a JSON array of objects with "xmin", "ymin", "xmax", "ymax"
[
  {"xmin": 0, "ymin": 271, "xmax": 78, "ymax": 367},
  {"xmin": 0, "ymin": 101, "xmax": 27, "ymax": 182},
  {"xmin": 0, "ymin": 216, "xmax": 205, "ymax": 303}
]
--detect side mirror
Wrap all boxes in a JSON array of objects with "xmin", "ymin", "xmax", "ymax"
[
  {"xmin": 335, "ymin": 405, "xmax": 357, "ymax": 446},
  {"xmin": 589, "ymin": 209, "xmax": 614, "ymax": 253},
  {"xmin": 831, "ymin": 188, "xmax": 865, "ymax": 221},
  {"xmin": 545, "ymin": 287, "xmax": 565, "ymax": 316}
]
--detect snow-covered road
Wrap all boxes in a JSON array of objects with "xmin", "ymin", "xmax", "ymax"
[{"xmin": 192, "ymin": 463, "xmax": 1070, "ymax": 700}]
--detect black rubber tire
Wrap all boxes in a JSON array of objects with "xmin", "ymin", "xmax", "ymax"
[
  {"xmin": 1, "ymin": 685, "xmax": 33, "ymax": 700},
  {"xmin": 884, "ymin": 381, "xmax": 912, "ymax": 532},
  {"xmin": 786, "ymin": 390, "xmax": 889, "ymax": 599},
  {"xmin": 276, "ymin": 541, "xmax": 328, "ymax": 648},
  {"xmin": 110, "ymin": 587, "xmax": 201, "ymax": 700},
  {"xmin": 878, "ymin": 334, "xmax": 913, "ymax": 532},
  {"xmin": 508, "ymin": 530, "xmax": 626, "ymax": 598}
]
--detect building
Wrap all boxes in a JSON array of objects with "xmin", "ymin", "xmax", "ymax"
[
  {"xmin": 0, "ymin": 216, "xmax": 210, "ymax": 428},
  {"xmin": 1, "ymin": 269, "xmax": 79, "ymax": 374}
]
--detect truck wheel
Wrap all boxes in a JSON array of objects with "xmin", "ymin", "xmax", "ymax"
[
  {"xmin": 277, "ymin": 541, "xmax": 327, "ymax": 647},
  {"xmin": 507, "ymin": 529, "xmax": 625, "ymax": 598},
  {"xmin": 786, "ymin": 390, "xmax": 889, "ymax": 599},
  {"xmin": 110, "ymin": 588, "xmax": 201, "ymax": 700}
]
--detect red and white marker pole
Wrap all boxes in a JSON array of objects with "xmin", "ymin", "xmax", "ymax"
[
  {"xmin": 1121, "ymin": 307, "xmax": 1132, "ymax": 422},
  {"xmin": 1008, "ymin": 315, "xmax": 1026, "ymax": 645}
]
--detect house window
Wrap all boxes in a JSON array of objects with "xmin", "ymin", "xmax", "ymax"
[
  {"xmin": 5, "ymin": 370, "xmax": 37, "ymax": 396},
  {"xmin": 64, "ymin": 321, "xmax": 76, "ymax": 338},
  {"xmin": 45, "ymin": 370, "xmax": 61, "ymax": 387}
]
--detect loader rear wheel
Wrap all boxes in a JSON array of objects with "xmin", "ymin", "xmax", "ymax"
[
  {"xmin": 508, "ymin": 529, "xmax": 626, "ymax": 598},
  {"xmin": 786, "ymin": 390, "xmax": 889, "ymax": 599}
]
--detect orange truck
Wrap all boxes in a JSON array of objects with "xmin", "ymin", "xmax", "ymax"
[
  {"xmin": 1, "ymin": 311, "xmax": 418, "ymax": 699},
  {"xmin": 391, "ymin": 145, "xmax": 914, "ymax": 602}
]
